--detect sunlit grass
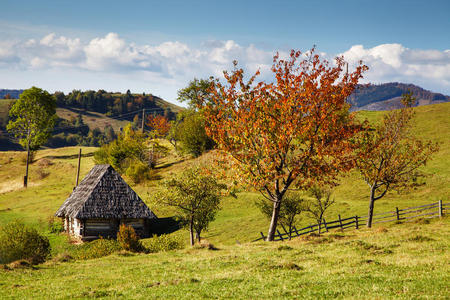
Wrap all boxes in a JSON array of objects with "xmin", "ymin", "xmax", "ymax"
[{"xmin": 0, "ymin": 218, "xmax": 447, "ymax": 299}]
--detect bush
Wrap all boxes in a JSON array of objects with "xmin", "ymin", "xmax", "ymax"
[
  {"xmin": 37, "ymin": 158, "xmax": 53, "ymax": 167},
  {"xmin": 117, "ymin": 224, "xmax": 144, "ymax": 252},
  {"xmin": 36, "ymin": 169, "xmax": 50, "ymax": 180},
  {"xmin": 47, "ymin": 216, "xmax": 64, "ymax": 233},
  {"xmin": 125, "ymin": 160, "xmax": 153, "ymax": 184},
  {"xmin": 144, "ymin": 234, "xmax": 185, "ymax": 253},
  {"xmin": 0, "ymin": 221, "xmax": 51, "ymax": 264},
  {"xmin": 72, "ymin": 238, "xmax": 121, "ymax": 260}
]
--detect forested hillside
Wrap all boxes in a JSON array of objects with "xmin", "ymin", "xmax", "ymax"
[{"xmin": 0, "ymin": 90, "xmax": 183, "ymax": 150}]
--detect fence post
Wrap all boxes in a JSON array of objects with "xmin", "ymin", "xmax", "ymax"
[
  {"xmin": 355, "ymin": 216, "xmax": 359, "ymax": 229},
  {"xmin": 439, "ymin": 200, "xmax": 443, "ymax": 217},
  {"xmin": 323, "ymin": 218, "xmax": 329, "ymax": 232},
  {"xmin": 395, "ymin": 207, "xmax": 400, "ymax": 221},
  {"xmin": 338, "ymin": 214, "xmax": 343, "ymax": 229}
]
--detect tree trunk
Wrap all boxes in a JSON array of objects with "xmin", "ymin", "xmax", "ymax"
[
  {"xmin": 24, "ymin": 139, "xmax": 30, "ymax": 188},
  {"xmin": 189, "ymin": 216, "xmax": 194, "ymax": 246},
  {"xmin": 367, "ymin": 185, "xmax": 376, "ymax": 228},
  {"xmin": 317, "ymin": 212, "xmax": 324, "ymax": 235},
  {"xmin": 266, "ymin": 196, "xmax": 281, "ymax": 241},
  {"xmin": 196, "ymin": 231, "xmax": 201, "ymax": 243}
]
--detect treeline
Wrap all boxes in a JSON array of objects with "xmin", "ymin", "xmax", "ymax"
[
  {"xmin": 54, "ymin": 89, "xmax": 175, "ymax": 120},
  {"xmin": 348, "ymin": 82, "xmax": 450, "ymax": 107},
  {"xmin": 47, "ymin": 114, "xmax": 117, "ymax": 148}
]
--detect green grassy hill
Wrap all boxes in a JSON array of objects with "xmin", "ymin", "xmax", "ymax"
[
  {"xmin": 0, "ymin": 103, "xmax": 449, "ymax": 243},
  {"xmin": 0, "ymin": 103, "xmax": 448, "ymax": 298}
]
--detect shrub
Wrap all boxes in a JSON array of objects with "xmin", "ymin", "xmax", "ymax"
[
  {"xmin": 144, "ymin": 234, "xmax": 185, "ymax": 253},
  {"xmin": 72, "ymin": 238, "xmax": 121, "ymax": 260},
  {"xmin": 47, "ymin": 216, "xmax": 64, "ymax": 233},
  {"xmin": 193, "ymin": 240, "xmax": 218, "ymax": 250},
  {"xmin": 117, "ymin": 224, "xmax": 144, "ymax": 252},
  {"xmin": 37, "ymin": 158, "xmax": 53, "ymax": 167},
  {"xmin": 0, "ymin": 221, "xmax": 51, "ymax": 264},
  {"xmin": 125, "ymin": 160, "xmax": 153, "ymax": 184},
  {"xmin": 36, "ymin": 169, "xmax": 50, "ymax": 180}
]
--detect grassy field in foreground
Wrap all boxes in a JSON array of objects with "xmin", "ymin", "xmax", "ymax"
[{"xmin": 0, "ymin": 218, "xmax": 448, "ymax": 299}]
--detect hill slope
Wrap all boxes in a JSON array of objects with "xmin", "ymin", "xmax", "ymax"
[
  {"xmin": 0, "ymin": 102, "xmax": 448, "ymax": 245},
  {"xmin": 348, "ymin": 82, "xmax": 450, "ymax": 111}
]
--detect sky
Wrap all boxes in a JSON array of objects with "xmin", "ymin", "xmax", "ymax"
[{"xmin": 0, "ymin": 0, "xmax": 449, "ymax": 105}]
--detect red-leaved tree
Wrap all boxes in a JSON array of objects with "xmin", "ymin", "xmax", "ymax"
[
  {"xmin": 146, "ymin": 114, "xmax": 171, "ymax": 138},
  {"xmin": 203, "ymin": 48, "xmax": 368, "ymax": 241}
]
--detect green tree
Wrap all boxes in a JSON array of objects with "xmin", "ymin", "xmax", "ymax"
[
  {"xmin": 178, "ymin": 111, "xmax": 215, "ymax": 157},
  {"xmin": 94, "ymin": 124, "xmax": 147, "ymax": 172},
  {"xmin": 155, "ymin": 167, "xmax": 226, "ymax": 245},
  {"xmin": 257, "ymin": 193, "xmax": 306, "ymax": 240},
  {"xmin": 354, "ymin": 92, "xmax": 438, "ymax": 227},
  {"xmin": 7, "ymin": 87, "xmax": 57, "ymax": 187},
  {"xmin": 305, "ymin": 186, "xmax": 335, "ymax": 234},
  {"xmin": 177, "ymin": 78, "xmax": 214, "ymax": 110}
]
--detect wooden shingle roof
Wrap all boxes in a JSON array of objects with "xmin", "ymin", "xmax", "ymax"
[{"xmin": 55, "ymin": 164, "xmax": 157, "ymax": 220}]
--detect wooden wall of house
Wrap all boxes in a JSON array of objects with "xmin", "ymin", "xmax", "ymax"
[
  {"xmin": 84, "ymin": 219, "xmax": 118, "ymax": 238},
  {"xmin": 60, "ymin": 217, "xmax": 152, "ymax": 240},
  {"xmin": 82, "ymin": 218, "xmax": 150, "ymax": 239}
]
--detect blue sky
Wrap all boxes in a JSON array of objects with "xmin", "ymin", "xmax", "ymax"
[{"xmin": 1, "ymin": 0, "xmax": 449, "ymax": 104}]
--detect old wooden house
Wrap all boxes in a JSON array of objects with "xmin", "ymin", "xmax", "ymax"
[{"xmin": 55, "ymin": 164, "xmax": 157, "ymax": 241}]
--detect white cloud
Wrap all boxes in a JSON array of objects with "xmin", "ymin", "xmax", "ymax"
[
  {"xmin": 340, "ymin": 44, "xmax": 450, "ymax": 89},
  {"xmin": 0, "ymin": 33, "xmax": 449, "ymax": 103}
]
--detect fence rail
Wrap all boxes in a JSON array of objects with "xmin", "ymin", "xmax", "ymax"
[{"xmin": 254, "ymin": 200, "xmax": 446, "ymax": 242}]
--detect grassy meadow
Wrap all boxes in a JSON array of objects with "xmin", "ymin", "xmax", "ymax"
[
  {"xmin": 0, "ymin": 218, "xmax": 448, "ymax": 299},
  {"xmin": 0, "ymin": 102, "xmax": 449, "ymax": 298}
]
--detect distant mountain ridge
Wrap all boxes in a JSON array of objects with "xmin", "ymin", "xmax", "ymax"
[{"xmin": 348, "ymin": 82, "xmax": 450, "ymax": 111}]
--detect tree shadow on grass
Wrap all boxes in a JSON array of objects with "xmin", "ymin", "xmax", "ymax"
[
  {"xmin": 41, "ymin": 152, "xmax": 94, "ymax": 160},
  {"xmin": 154, "ymin": 159, "xmax": 185, "ymax": 170}
]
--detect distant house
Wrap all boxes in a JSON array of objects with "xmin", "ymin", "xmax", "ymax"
[{"xmin": 55, "ymin": 164, "xmax": 157, "ymax": 241}]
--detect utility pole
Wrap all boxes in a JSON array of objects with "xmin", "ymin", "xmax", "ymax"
[
  {"xmin": 75, "ymin": 148, "xmax": 81, "ymax": 187},
  {"xmin": 24, "ymin": 135, "xmax": 30, "ymax": 188},
  {"xmin": 141, "ymin": 109, "xmax": 145, "ymax": 133}
]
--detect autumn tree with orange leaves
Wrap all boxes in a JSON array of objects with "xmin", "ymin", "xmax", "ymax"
[
  {"xmin": 203, "ymin": 49, "xmax": 368, "ymax": 241},
  {"xmin": 146, "ymin": 114, "xmax": 171, "ymax": 137},
  {"xmin": 355, "ymin": 92, "xmax": 438, "ymax": 228}
]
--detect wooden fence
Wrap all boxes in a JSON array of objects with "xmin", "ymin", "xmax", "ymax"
[{"xmin": 254, "ymin": 200, "xmax": 447, "ymax": 242}]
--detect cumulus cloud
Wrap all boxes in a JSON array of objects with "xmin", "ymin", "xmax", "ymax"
[
  {"xmin": 340, "ymin": 44, "xmax": 450, "ymax": 90},
  {"xmin": 0, "ymin": 33, "xmax": 449, "ymax": 102}
]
